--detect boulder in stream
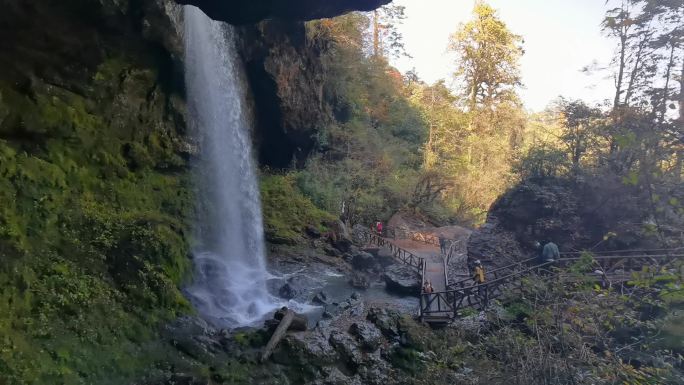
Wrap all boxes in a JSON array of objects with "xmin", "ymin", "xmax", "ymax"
[
  {"xmin": 382, "ymin": 265, "xmax": 420, "ymax": 296},
  {"xmin": 349, "ymin": 272, "xmax": 370, "ymax": 289},
  {"xmin": 351, "ymin": 251, "xmax": 376, "ymax": 270},
  {"xmin": 278, "ymin": 275, "xmax": 316, "ymax": 300},
  {"xmin": 312, "ymin": 291, "xmax": 330, "ymax": 305}
]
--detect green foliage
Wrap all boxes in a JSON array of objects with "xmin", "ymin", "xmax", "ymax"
[
  {"xmin": 515, "ymin": 145, "xmax": 570, "ymax": 180},
  {"xmin": 389, "ymin": 347, "xmax": 425, "ymax": 375},
  {"xmin": 568, "ymin": 252, "xmax": 595, "ymax": 274},
  {"xmin": 233, "ymin": 331, "xmax": 268, "ymax": 348},
  {"xmin": 0, "ymin": 52, "xmax": 193, "ymax": 384},
  {"xmin": 260, "ymin": 173, "xmax": 335, "ymax": 244},
  {"xmin": 302, "ymin": 6, "xmax": 527, "ymax": 226},
  {"xmin": 298, "ymin": 15, "xmax": 437, "ymax": 224},
  {"xmin": 413, "ymin": 267, "xmax": 684, "ymax": 385}
]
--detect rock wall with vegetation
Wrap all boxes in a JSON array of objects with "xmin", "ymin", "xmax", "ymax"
[
  {"xmin": 0, "ymin": 1, "xmax": 406, "ymax": 383},
  {"xmin": 0, "ymin": 0, "xmax": 197, "ymax": 383}
]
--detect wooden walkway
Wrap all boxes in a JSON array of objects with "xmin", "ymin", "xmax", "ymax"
[
  {"xmin": 363, "ymin": 228, "xmax": 684, "ymax": 325},
  {"xmin": 363, "ymin": 230, "xmax": 456, "ymax": 324}
]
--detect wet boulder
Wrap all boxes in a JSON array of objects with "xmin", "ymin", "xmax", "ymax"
[
  {"xmin": 306, "ymin": 225, "xmax": 322, "ymax": 238},
  {"xmin": 349, "ymin": 322, "xmax": 383, "ymax": 352},
  {"xmin": 272, "ymin": 332, "xmax": 338, "ymax": 368},
  {"xmin": 333, "ymin": 237, "xmax": 354, "ymax": 253},
  {"xmin": 278, "ymin": 275, "xmax": 315, "ymax": 300},
  {"xmin": 351, "ymin": 251, "xmax": 375, "ymax": 271},
  {"xmin": 349, "ymin": 272, "xmax": 370, "ymax": 289},
  {"xmin": 382, "ymin": 265, "xmax": 420, "ymax": 296},
  {"xmin": 312, "ymin": 291, "xmax": 330, "ymax": 305},
  {"xmin": 278, "ymin": 282, "xmax": 299, "ymax": 299},
  {"xmin": 329, "ymin": 330, "xmax": 363, "ymax": 368},
  {"xmin": 358, "ymin": 353, "xmax": 394, "ymax": 385},
  {"xmin": 164, "ymin": 316, "xmax": 222, "ymax": 362},
  {"xmin": 324, "ymin": 245, "xmax": 343, "ymax": 257},
  {"xmin": 367, "ymin": 307, "xmax": 400, "ymax": 339}
]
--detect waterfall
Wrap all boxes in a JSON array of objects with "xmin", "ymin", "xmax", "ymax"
[{"xmin": 183, "ymin": 5, "xmax": 275, "ymax": 327}]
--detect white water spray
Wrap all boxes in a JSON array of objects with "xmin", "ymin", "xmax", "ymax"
[{"xmin": 183, "ymin": 5, "xmax": 275, "ymax": 327}]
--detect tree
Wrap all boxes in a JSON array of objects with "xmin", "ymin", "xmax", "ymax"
[
  {"xmin": 409, "ymin": 80, "xmax": 467, "ymax": 170},
  {"xmin": 555, "ymin": 99, "xmax": 605, "ymax": 170},
  {"xmin": 370, "ymin": 4, "xmax": 409, "ymax": 59},
  {"xmin": 448, "ymin": 1, "xmax": 523, "ymax": 112}
]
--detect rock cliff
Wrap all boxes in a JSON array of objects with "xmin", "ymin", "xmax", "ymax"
[{"xmin": 176, "ymin": 0, "xmax": 391, "ymax": 24}]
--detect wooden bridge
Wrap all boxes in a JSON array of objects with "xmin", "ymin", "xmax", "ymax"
[
  {"xmin": 363, "ymin": 228, "xmax": 684, "ymax": 325},
  {"xmin": 362, "ymin": 228, "xmax": 462, "ymax": 324}
]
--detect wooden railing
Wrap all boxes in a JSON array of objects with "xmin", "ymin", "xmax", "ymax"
[
  {"xmin": 421, "ymin": 261, "xmax": 556, "ymax": 317},
  {"xmin": 366, "ymin": 225, "xmax": 684, "ymax": 321},
  {"xmin": 362, "ymin": 230, "xmax": 425, "ymax": 270},
  {"xmin": 420, "ymin": 252, "xmax": 684, "ymax": 319}
]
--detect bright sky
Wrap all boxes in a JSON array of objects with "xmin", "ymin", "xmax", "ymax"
[{"xmin": 391, "ymin": 0, "xmax": 617, "ymax": 112}]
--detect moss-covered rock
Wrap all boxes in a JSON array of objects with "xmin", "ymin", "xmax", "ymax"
[
  {"xmin": 0, "ymin": 1, "xmax": 195, "ymax": 383},
  {"xmin": 260, "ymin": 173, "xmax": 335, "ymax": 244}
]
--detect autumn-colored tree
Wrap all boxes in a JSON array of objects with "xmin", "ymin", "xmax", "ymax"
[
  {"xmin": 371, "ymin": 4, "xmax": 409, "ymax": 59},
  {"xmin": 448, "ymin": 1, "xmax": 523, "ymax": 112}
]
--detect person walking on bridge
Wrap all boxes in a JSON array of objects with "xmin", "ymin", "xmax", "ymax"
[
  {"xmin": 438, "ymin": 235, "xmax": 446, "ymax": 255},
  {"xmin": 472, "ymin": 260, "xmax": 486, "ymax": 284},
  {"xmin": 535, "ymin": 240, "xmax": 559, "ymax": 263},
  {"xmin": 376, "ymin": 221, "xmax": 383, "ymax": 236},
  {"xmin": 472, "ymin": 260, "xmax": 488, "ymax": 307},
  {"xmin": 542, "ymin": 241, "xmax": 560, "ymax": 263}
]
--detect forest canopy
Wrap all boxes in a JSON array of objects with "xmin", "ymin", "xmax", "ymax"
[{"xmin": 260, "ymin": 0, "xmax": 682, "ymax": 240}]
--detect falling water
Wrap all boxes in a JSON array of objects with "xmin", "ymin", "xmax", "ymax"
[{"xmin": 183, "ymin": 5, "xmax": 275, "ymax": 327}]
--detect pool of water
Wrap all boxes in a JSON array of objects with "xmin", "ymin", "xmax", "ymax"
[{"xmin": 266, "ymin": 261, "xmax": 418, "ymax": 326}]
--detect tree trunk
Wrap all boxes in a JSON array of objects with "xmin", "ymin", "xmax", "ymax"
[
  {"xmin": 261, "ymin": 308, "xmax": 295, "ymax": 362},
  {"xmin": 373, "ymin": 10, "xmax": 380, "ymax": 57},
  {"xmin": 274, "ymin": 307, "xmax": 308, "ymax": 331},
  {"xmin": 658, "ymin": 43, "xmax": 675, "ymax": 125},
  {"xmin": 679, "ymin": 46, "xmax": 684, "ymax": 124},
  {"xmin": 624, "ymin": 35, "xmax": 648, "ymax": 105},
  {"xmin": 614, "ymin": 24, "xmax": 628, "ymax": 109}
]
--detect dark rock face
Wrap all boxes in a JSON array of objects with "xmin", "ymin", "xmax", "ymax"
[
  {"xmin": 165, "ymin": 316, "xmax": 220, "ymax": 362},
  {"xmin": 176, "ymin": 0, "xmax": 391, "ymax": 24},
  {"xmin": 358, "ymin": 354, "xmax": 394, "ymax": 385},
  {"xmin": 383, "ymin": 265, "xmax": 420, "ymax": 296},
  {"xmin": 234, "ymin": 20, "xmax": 329, "ymax": 168},
  {"xmin": 468, "ymin": 177, "xmax": 648, "ymax": 267}
]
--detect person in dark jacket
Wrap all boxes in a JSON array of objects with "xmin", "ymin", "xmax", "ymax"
[{"xmin": 542, "ymin": 241, "xmax": 560, "ymax": 262}]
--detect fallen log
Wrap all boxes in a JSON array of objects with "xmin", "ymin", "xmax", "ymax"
[
  {"xmin": 260, "ymin": 307, "xmax": 306, "ymax": 362},
  {"xmin": 274, "ymin": 307, "xmax": 308, "ymax": 331}
]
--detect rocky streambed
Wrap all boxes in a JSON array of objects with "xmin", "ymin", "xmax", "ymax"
[{"xmin": 161, "ymin": 220, "xmax": 474, "ymax": 384}]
